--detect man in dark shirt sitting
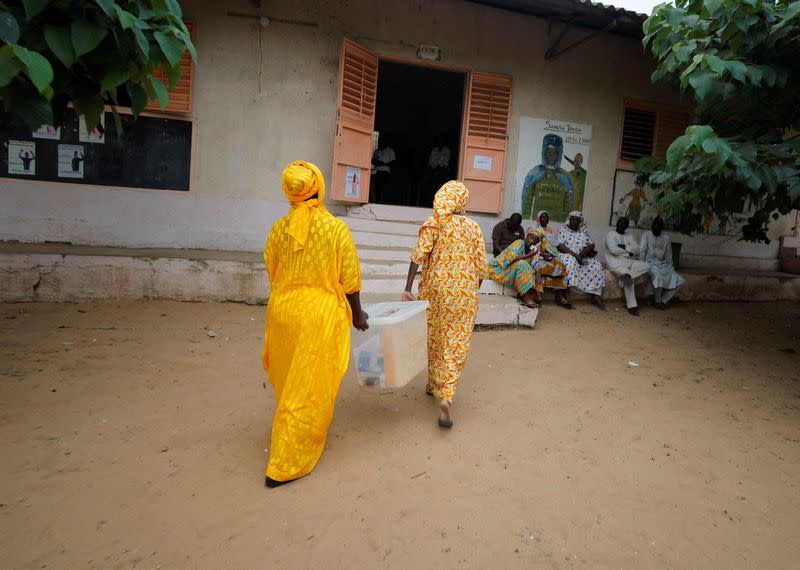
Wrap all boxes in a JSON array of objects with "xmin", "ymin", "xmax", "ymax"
[{"xmin": 491, "ymin": 213, "xmax": 524, "ymax": 256}]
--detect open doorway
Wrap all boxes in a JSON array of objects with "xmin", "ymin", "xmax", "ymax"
[{"xmin": 370, "ymin": 61, "xmax": 465, "ymax": 208}]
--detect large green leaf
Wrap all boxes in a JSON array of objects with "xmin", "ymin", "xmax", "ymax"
[
  {"xmin": 165, "ymin": 0, "xmax": 182, "ymax": 18},
  {"xmin": 688, "ymin": 71, "xmax": 715, "ymax": 99},
  {"xmin": 21, "ymin": 0, "xmax": 51, "ymax": 20},
  {"xmin": 44, "ymin": 25, "xmax": 75, "ymax": 68},
  {"xmin": 0, "ymin": 11, "xmax": 20, "ymax": 44},
  {"xmin": 95, "ymin": 0, "xmax": 116, "ymax": 18},
  {"xmin": 746, "ymin": 65, "xmax": 763, "ymax": 85},
  {"xmin": 148, "ymin": 76, "xmax": 168, "ymax": 109},
  {"xmin": 164, "ymin": 61, "xmax": 180, "ymax": 89},
  {"xmin": 154, "ymin": 31, "xmax": 184, "ymax": 66},
  {"xmin": 725, "ymin": 60, "xmax": 747, "ymax": 81},
  {"xmin": 773, "ymin": 1, "xmax": 800, "ymax": 31},
  {"xmin": 100, "ymin": 69, "xmax": 130, "ymax": 93},
  {"xmin": 704, "ymin": 0, "xmax": 723, "ymax": 16},
  {"xmin": 11, "ymin": 44, "xmax": 53, "ymax": 93},
  {"xmin": 114, "ymin": 5, "xmax": 137, "ymax": 30},
  {"xmin": 73, "ymin": 93, "xmax": 105, "ymax": 134},
  {"xmin": 761, "ymin": 165, "xmax": 778, "ymax": 195},
  {"xmin": 705, "ymin": 54, "xmax": 726, "ymax": 75},
  {"xmin": 174, "ymin": 29, "xmax": 197, "ymax": 64},
  {"xmin": 132, "ymin": 27, "xmax": 150, "ymax": 59},
  {"xmin": 0, "ymin": 48, "xmax": 23, "ymax": 86},
  {"xmin": 667, "ymin": 135, "xmax": 690, "ymax": 170},
  {"xmin": 71, "ymin": 19, "xmax": 109, "ymax": 58},
  {"xmin": 127, "ymin": 82, "xmax": 148, "ymax": 115}
]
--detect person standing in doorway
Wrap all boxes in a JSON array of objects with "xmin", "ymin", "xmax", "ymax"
[
  {"xmin": 262, "ymin": 160, "xmax": 369, "ymax": 488},
  {"xmin": 402, "ymin": 181, "xmax": 487, "ymax": 429}
]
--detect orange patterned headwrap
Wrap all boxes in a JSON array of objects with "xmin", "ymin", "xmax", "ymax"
[
  {"xmin": 423, "ymin": 180, "xmax": 470, "ymax": 230},
  {"xmin": 281, "ymin": 160, "xmax": 328, "ymax": 251}
]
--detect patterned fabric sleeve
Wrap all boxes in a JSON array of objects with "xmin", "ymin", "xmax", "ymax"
[
  {"xmin": 411, "ymin": 225, "xmax": 436, "ymax": 266},
  {"xmin": 474, "ymin": 224, "xmax": 488, "ymax": 280},
  {"xmin": 553, "ymin": 226, "xmax": 567, "ymax": 247},
  {"xmin": 337, "ymin": 223, "xmax": 362, "ymax": 294}
]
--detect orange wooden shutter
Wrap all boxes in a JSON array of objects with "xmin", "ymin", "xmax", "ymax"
[
  {"xmin": 146, "ymin": 22, "xmax": 195, "ymax": 114},
  {"xmin": 618, "ymin": 99, "xmax": 691, "ymax": 168},
  {"xmin": 459, "ymin": 71, "xmax": 511, "ymax": 213},
  {"xmin": 653, "ymin": 108, "xmax": 693, "ymax": 157},
  {"xmin": 330, "ymin": 38, "xmax": 378, "ymax": 203}
]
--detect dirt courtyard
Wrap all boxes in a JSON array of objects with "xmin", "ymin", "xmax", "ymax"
[{"xmin": 1, "ymin": 299, "xmax": 799, "ymax": 569}]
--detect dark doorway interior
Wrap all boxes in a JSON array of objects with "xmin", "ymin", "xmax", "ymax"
[{"xmin": 371, "ymin": 61, "xmax": 465, "ymax": 208}]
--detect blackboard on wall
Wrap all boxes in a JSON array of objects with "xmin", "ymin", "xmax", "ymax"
[{"xmin": 1, "ymin": 108, "xmax": 192, "ymax": 191}]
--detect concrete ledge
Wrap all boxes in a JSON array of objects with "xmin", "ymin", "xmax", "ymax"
[
  {"xmin": 2, "ymin": 243, "xmax": 799, "ymax": 308},
  {"xmin": 0, "ymin": 252, "xmax": 268, "ymax": 304}
]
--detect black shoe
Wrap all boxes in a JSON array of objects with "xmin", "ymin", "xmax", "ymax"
[
  {"xmin": 628, "ymin": 307, "xmax": 640, "ymax": 316},
  {"xmin": 265, "ymin": 476, "xmax": 290, "ymax": 488}
]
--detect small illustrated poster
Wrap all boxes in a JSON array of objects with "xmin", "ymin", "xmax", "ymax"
[
  {"xmin": 58, "ymin": 144, "xmax": 85, "ymax": 178},
  {"xmin": 79, "ymin": 113, "xmax": 105, "ymax": 144},
  {"xmin": 345, "ymin": 166, "xmax": 361, "ymax": 198},
  {"xmin": 8, "ymin": 140, "xmax": 37, "ymax": 175},
  {"xmin": 32, "ymin": 124, "xmax": 61, "ymax": 140}
]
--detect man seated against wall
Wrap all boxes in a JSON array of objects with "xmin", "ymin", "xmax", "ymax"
[
  {"xmin": 604, "ymin": 216, "xmax": 651, "ymax": 316},
  {"xmin": 491, "ymin": 213, "xmax": 524, "ymax": 256}
]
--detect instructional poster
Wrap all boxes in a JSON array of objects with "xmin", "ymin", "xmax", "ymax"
[
  {"xmin": 514, "ymin": 117, "xmax": 592, "ymax": 222},
  {"xmin": 79, "ymin": 113, "xmax": 105, "ymax": 144},
  {"xmin": 58, "ymin": 144, "xmax": 85, "ymax": 178},
  {"xmin": 7, "ymin": 140, "xmax": 36, "ymax": 175}
]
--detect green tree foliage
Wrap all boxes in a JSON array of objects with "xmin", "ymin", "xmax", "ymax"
[
  {"xmin": 638, "ymin": 0, "xmax": 800, "ymax": 242},
  {"xmin": 0, "ymin": 0, "xmax": 196, "ymax": 132}
]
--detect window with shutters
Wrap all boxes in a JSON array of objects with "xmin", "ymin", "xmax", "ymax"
[
  {"xmin": 618, "ymin": 99, "xmax": 692, "ymax": 168},
  {"xmin": 145, "ymin": 22, "xmax": 195, "ymax": 115},
  {"xmin": 466, "ymin": 73, "xmax": 511, "ymax": 142}
]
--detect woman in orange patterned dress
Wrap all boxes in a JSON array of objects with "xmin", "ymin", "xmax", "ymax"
[{"xmin": 402, "ymin": 180, "xmax": 487, "ymax": 429}]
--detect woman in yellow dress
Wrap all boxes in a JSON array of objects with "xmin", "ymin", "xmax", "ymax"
[
  {"xmin": 402, "ymin": 181, "xmax": 487, "ymax": 429},
  {"xmin": 262, "ymin": 160, "xmax": 369, "ymax": 488}
]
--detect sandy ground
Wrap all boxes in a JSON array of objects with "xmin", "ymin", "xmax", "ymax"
[{"xmin": 1, "ymin": 299, "xmax": 799, "ymax": 570}]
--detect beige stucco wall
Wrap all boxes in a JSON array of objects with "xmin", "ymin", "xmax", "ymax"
[
  {"xmin": 0, "ymin": 0, "xmax": 794, "ymax": 252},
  {"xmin": 189, "ymin": 0, "xmax": 682, "ymax": 221}
]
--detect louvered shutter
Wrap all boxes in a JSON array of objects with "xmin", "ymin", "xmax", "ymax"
[
  {"xmin": 330, "ymin": 38, "xmax": 378, "ymax": 202},
  {"xmin": 459, "ymin": 71, "xmax": 512, "ymax": 213},
  {"xmin": 146, "ymin": 22, "xmax": 195, "ymax": 114},
  {"xmin": 618, "ymin": 100, "xmax": 692, "ymax": 168},
  {"xmin": 653, "ymin": 108, "xmax": 693, "ymax": 157}
]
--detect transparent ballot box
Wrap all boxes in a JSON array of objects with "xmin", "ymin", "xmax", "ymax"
[{"xmin": 350, "ymin": 301, "xmax": 429, "ymax": 388}]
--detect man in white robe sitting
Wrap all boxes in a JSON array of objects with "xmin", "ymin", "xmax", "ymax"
[
  {"xmin": 605, "ymin": 216, "xmax": 650, "ymax": 316},
  {"xmin": 640, "ymin": 216, "xmax": 685, "ymax": 309}
]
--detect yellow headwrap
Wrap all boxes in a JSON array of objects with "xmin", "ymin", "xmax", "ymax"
[
  {"xmin": 422, "ymin": 180, "xmax": 470, "ymax": 230},
  {"xmin": 282, "ymin": 160, "xmax": 329, "ymax": 251}
]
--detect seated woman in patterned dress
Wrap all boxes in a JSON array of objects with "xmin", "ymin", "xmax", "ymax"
[
  {"xmin": 487, "ymin": 229, "xmax": 547, "ymax": 308},
  {"xmin": 528, "ymin": 227, "xmax": 571, "ymax": 309},
  {"xmin": 554, "ymin": 211, "xmax": 606, "ymax": 310}
]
